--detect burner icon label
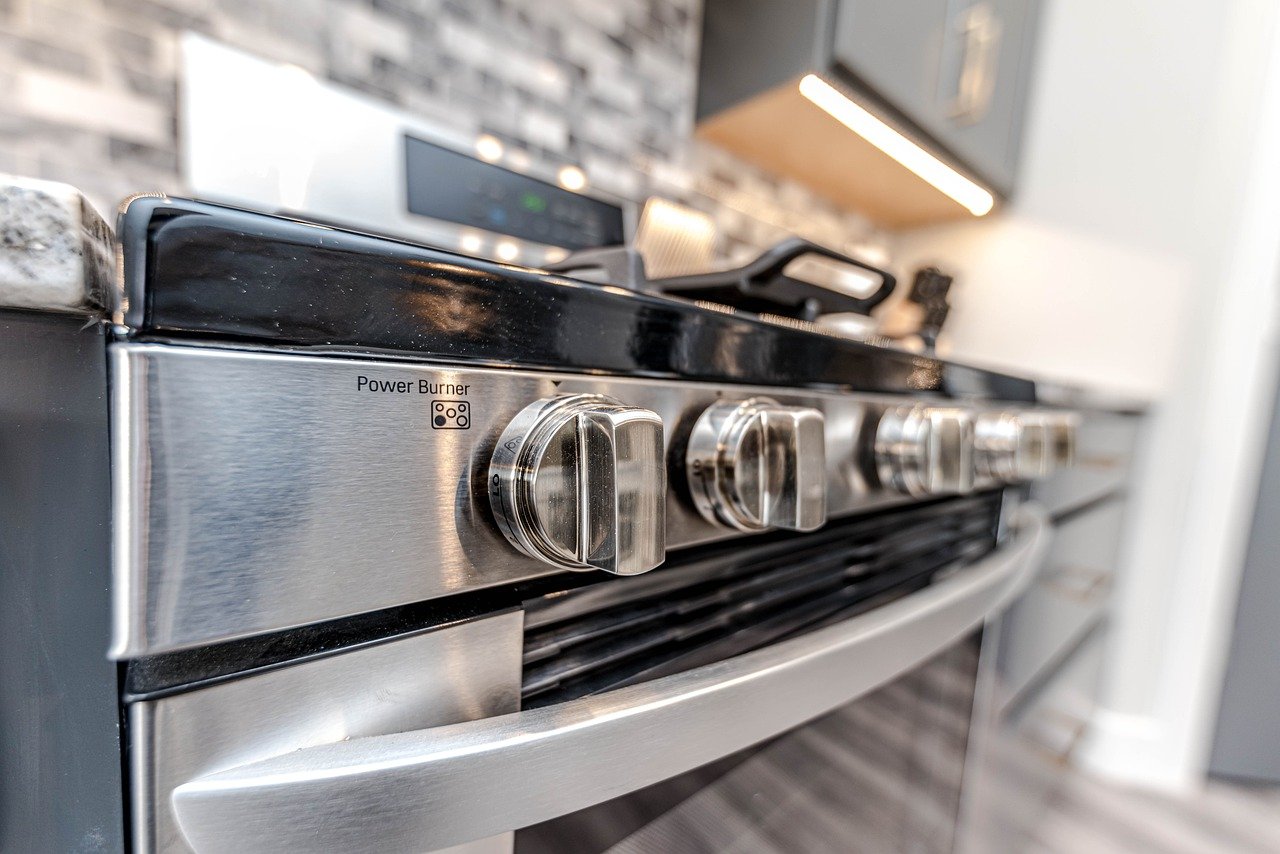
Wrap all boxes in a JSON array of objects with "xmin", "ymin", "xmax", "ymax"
[{"xmin": 431, "ymin": 400, "xmax": 471, "ymax": 430}]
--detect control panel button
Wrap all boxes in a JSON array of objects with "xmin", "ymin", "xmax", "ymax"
[
  {"xmin": 686, "ymin": 397, "xmax": 827, "ymax": 532},
  {"xmin": 875, "ymin": 405, "xmax": 975, "ymax": 496},
  {"xmin": 489, "ymin": 394, "xmax": 665, "ymax": 575}
]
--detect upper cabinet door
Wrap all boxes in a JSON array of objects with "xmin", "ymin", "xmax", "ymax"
[
  {"xmin": 695, "ymin": 0, "xmax": 1043, "ymax": 225},
  {"xmin": 832, "ymin": 0, "xmax": 952, "ymax": 133},
  {"xmin": 935, "ymin": 0, "xmax": 1040, "ymax": 191},
  {"xmin": 833, "ymin": 0, "xmax": 1040, "ymax": 193}
]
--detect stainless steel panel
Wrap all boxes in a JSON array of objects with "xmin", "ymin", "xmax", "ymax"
[
  {"xmin": 132, "ymin": 611, "xmax": 523, "ymax": 853},
  {"xmin": 168, "ymin": 506, "xmax": 1048, "ymax": 854},
  {"xmin": 113, "ymin": 342, "xmax": 997, "ymax": 657}
]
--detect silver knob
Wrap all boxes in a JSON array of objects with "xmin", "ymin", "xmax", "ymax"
[
  {"xmin": 686, "ymin": 397, "xmax": 827, "ymax": 532},
  {"xmin": 489, "ymin": 394, "xmax": 666, "ymax": 575},
  {"xmin": 875, "ymin": 404, "xmax": 975, "ymax": 496},
  {"xmin": 975, "ymin": 410, "xmax": 1080, "ymax": 482},
  {"xmin": 1042, "ymin": 411, "xmax": 1080, "ymax": 470},
  {"xmin": 975, "ymin": 410, "xmax": 1047, "ymax": 482}
]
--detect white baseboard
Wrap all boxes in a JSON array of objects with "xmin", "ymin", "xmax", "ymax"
[{"xmin": 1075, "ymin": 708, "xmax": 1200, "ymax": 794}]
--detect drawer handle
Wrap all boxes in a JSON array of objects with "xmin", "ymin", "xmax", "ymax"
[{"xmin": 951, "ymin": 3, "xmax": 1004, "ymax": 123}]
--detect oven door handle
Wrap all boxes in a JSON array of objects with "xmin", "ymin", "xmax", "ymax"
[{"xmin": 172, "ymin": 504, "xmax": 1050, "ymax": 854}]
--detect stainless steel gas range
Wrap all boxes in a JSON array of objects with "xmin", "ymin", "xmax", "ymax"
[{"xmin": 1, "ymin": 183, "xmax": 1071, "ymax": 853}]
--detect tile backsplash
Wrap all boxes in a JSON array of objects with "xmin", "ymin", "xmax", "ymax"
[{"xmin": 0, "ymin": 0, "xmax": 886, "ymax": 265}]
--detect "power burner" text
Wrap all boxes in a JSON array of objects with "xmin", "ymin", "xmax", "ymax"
[{"xmin": 357, "ymin": 376, "xmax": 471, "ymax": 395}]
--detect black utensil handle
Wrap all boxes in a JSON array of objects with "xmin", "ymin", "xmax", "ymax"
[
  {"xmin": 652, "ymin": 238, "xmax": 896, "ymax": 314},
  {"xmin": 742, "ymin": 238, "xmax": 896, "ymax": 311}
]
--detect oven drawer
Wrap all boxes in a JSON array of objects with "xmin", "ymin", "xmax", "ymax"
[{"xmin": 145, "ymin": 507, "xmax": 1048, "ymax": 853}]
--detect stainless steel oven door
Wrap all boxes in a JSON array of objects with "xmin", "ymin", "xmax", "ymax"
[
  {"xmin": 516, "ymin": 635, "xmax": 985, "ymax": 854},
  {"xmin": 150, "ymin": 506, "xmax": 1047, "ymax": 853}
]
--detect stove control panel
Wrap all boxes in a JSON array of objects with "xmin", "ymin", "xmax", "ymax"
[
  {"xmin": 487, "ymin": 393, "xmax": 1080, "ymax": 576},
  {"xmin": 113, "ymin": 345, "xmax": 1083, "ymax": 657},
  {"xmin": 685, "ymin": 398, "xmax": 827, "ymax": 532},
  {"xmin": 489, "ymin": 394, "xmax": 666, "ymax": 575}
]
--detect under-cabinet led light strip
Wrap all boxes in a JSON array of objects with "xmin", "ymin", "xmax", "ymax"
[{"xmin": 798, "ymin": 74, "xmax": 996, "ymax": 217}]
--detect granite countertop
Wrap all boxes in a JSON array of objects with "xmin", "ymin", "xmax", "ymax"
[{"xmin": 0, "ymin": 174, "xmax": 116, "ymax": 315}]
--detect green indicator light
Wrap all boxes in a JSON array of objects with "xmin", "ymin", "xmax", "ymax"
[{"xmin": 520, "ymin": 192, "xmax": 548, "ymax": 213}]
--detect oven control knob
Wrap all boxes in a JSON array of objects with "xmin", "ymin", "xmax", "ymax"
[
  {"xmin": 489, "ymin": 394, "xmax": 666, "ymax": 575},
  {"xmin": 975, "ymin": 410, "xmax": 1049, "ymax": 482},
  {"xmin": 686, "ymin": 397, "xmax": 827, "ymax": 532},
  {"xmin": 875, "ymin": 404, "xmax": 975, "ymax": 496},
  {"xmin": 974, "ymin": 410, "xmax": 1080, "ymax": 482},
  {"xmin": 974, "ymin": 411, "xmax": 1036, "ymax": 482},
  {"xmin": 1038, "ymin": 410, "xmax": 1080, "ymax": 471}
]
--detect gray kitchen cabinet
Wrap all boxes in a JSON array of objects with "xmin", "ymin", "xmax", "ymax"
[
  {"xmin": 934, "ymin": 0, "xmax": 1041, "ymax": 191},
  {"xmin": 1211, "ymin": 370, "xmax": 1280, "ymax": 783},
  {"xmin": 696, "ymin": 0, "xmax": 1044, "ymax": 224},
  {"xmin": 834, "ymin": 0, "xmax": 1042, "ymax": 192},
  {"xmin": 832, "ymin": 0, "xmax": 951, "ymax": 137}
]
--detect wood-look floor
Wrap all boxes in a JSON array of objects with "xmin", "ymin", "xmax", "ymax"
[{"xmin": 1027, "ymin": 773, "xmax": 1280, "ymax": 854}]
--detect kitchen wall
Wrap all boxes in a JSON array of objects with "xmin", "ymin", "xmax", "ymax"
[
  {"xmin": 0, "ymin": 0, "xmax": 884, "ymax": 264},
  {"xmin": 895, "ymin": 0, "xmax": 1280, "ymax": 791}
]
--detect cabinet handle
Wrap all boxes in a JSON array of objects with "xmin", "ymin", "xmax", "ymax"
[{"xmin": 951, "ymin": 3, "xmax": 1004, "ymax": 124}]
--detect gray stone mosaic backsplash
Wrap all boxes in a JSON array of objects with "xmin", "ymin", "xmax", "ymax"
[{"xmin": 0, "ymin": 0, "xmax": 885, "ymax": 265}]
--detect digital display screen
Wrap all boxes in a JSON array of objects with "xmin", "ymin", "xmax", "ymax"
[{"xmin": 404, "ymin": 135, "xmax": 625, "ymax": 251}]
